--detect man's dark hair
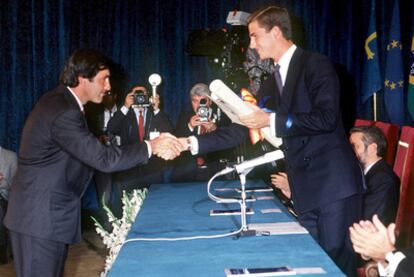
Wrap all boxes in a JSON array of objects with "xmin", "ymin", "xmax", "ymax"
[
  {"xmin": 60, "ymin": 49, "xmax": 111, "ymax": 87},
  {"xmin": 350, "ymin": 125, "xmax": 388, "ymax": 158},
  {"xmin": 247, "ymin": 6, "xmax": 292, "ymax": 40}
]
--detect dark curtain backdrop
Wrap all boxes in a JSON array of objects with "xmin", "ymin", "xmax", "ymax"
[{"xmin": 1, "ymin": 0, "xmax": 413, "ymax": 151}]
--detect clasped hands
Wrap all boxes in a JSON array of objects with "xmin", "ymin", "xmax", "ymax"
[{"xmin": 349, "ymin": 214, "xmax": 396, "ymax": 265}]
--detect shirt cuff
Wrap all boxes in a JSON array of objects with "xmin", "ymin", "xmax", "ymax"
[
  {"xmin": 270, "ymin": 112, "xmax": 277, "ymax": 137},
  {"xmin": 378, "ymin": 251, "xmax": 406, "ymax": 277},
  {"xmin": 121, "ymin": 106, "xmax": 129, "ymax": 115},
  {"xmin": 188, "ymin": 136, "xmax": 199, "ymax": 155},
  {"xmin": 144, "ymin": 140, "xmax": 152, "ymax": 158},
  {"xmin": 188, "ymin": 123, "xmax": 194, "ymax": 132}
]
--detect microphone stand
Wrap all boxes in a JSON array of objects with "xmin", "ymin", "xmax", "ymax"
[{"xmin": 236, "ymin": 173, "xmax": 256, "ymax": 237}]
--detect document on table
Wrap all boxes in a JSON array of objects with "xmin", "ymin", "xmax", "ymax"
[{"xmin": 248, "ymin": 222, "xmax": 308, "ymax": 235}]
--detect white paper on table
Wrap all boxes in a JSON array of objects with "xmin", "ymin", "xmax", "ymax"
[
  {"xmin": 292, "ymin": 267, "xmax": 327, "ymax": 274},
  {"xmin": 209, "ymin": 79, "xmax": 283, "ymax": 148},
  {"xmin": 248, "ymin": 222, "xmax": 308, "ymax": 235}
]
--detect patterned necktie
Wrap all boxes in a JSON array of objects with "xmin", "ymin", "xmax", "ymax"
[
  {"xmin": 138, "ymin": 110, "xmax": 144, "ymax": 142},
  {"xmin": 274, "ymin": 64, "xmax": 283, "ymax": 96}
]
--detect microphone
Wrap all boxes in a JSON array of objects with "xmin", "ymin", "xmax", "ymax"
[
  {"xmin": 148, "ymin": 73, "xmax": 162, "ymax": 98},
  {"xmin": 234, "ymin": 150, "xmax": 284, "ymax": 175}
]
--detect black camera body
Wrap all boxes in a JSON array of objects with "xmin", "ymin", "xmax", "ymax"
[
  {"xmin": 133, "ymin": 90, "xmax": 150, "ymax": 107},
  {"xmin": 197, "ymin": 99, "xmax": 210, "ymax": 122}
]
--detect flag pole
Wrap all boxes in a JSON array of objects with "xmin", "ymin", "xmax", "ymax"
[{"xmin": 373, "ymin": 92, "xmax": 377, "ymax": 121}]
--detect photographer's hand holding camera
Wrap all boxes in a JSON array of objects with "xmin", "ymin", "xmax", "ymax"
[{"xmin": 188, "ymin": 95, "xmax": 216, "ymax": 134}]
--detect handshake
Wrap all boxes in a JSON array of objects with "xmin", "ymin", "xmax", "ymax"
[{"xmin": 148, "ymin": 133, "xmax": 191, "ymax": 160}]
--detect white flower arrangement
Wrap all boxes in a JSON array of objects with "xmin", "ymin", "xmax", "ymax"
[{"xmin": 92, "ymin": 188, "xmax": 147, "ymax": 276}]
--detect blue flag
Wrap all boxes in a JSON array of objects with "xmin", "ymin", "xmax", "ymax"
[
  {"xmin": 384, "ymin": 0, "xmax": 405, "ymax": 125},
  {"xmin": 361, "ymin": 0, "xmax": 382, "ymax": 103},
  {"xmin": 407, "ymin": 36, "xmax": 414, "ymax": 120}
]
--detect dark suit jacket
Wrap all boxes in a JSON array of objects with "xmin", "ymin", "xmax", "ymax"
[
  {"xmin": 358, "ymin": 160, "xmax": 399, "ymax": 274},
  {"xmin": 396, "ymin": 247, "xmax": 414, "ymax": 277},
  {"xmin": 363, "ymin": 159, "xmax": 400, "ymax": 225},
  {"xmin": 4, "ymin": 85, "xmax": 149, "ymax": 244},
  {"xmin": 197, "ymin": 47, "xmax": 364, "ymax": 214},
  {"xmin": 107, "ymin": 106, "xmax": 173, "ymax": 185}
]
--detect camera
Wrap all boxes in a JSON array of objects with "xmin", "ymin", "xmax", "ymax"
[
  {"xmin": 133, "ymin": 90, "xmax": 150, "ymax": 107},
  {"xmin": 197, "ymin": 98, "xmax": 210, "ymax": 122}
]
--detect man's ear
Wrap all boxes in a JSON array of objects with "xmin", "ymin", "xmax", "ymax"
[
  {"xmin": 368, "ymin": 143, "xmax": 378, "ymax": 156},
  {"xmin": 270, "ymin": 26, "xmax": 282, "ymax": 39}
]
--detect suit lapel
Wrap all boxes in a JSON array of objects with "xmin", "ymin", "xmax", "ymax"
[{"xmin": 281, "ymin": 48, "xmax": 305, "ymax": 111}]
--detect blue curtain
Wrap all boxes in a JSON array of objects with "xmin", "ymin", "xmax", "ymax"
[{"xmin": 1, "ymin": 0, "xmax": 413, "ymax": 151}]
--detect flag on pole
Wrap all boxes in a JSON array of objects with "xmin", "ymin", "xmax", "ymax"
[
  {"xmin": 384, "ymin": 0, "xmax": 404, "ymax": 125},
  {"xmin": 361, "ymin": 0, "xmax": 382, "ymax": 103},
  {"xmin": 407, "ymin": 37, "xmax": 414, "ymax": 120}
]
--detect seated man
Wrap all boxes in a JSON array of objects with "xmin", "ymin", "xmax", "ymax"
[
  {"xmin": 0, "ymin": 146, "xmax": 17, "ymax": 264},
  {"xmin": 350, "ymin": 215, "xmax": 413, "ymax": 277},
  {"xmin": 107, "ymin": 84, "xmax": 173, "ymax": 188},
  {"xmin": 272, "ymin": 125, "xmax": 400, "ymax": 227},
  {"xmin": 349, "ymin": 125, "xmax": 400, "ymax": 225},
  {"xmin": 172, "ymin": 83, "xmax": 233, "ymax": 182}
]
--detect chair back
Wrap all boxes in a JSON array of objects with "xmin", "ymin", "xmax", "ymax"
[
  {"xmin": 374, "ymin": 121, "xmax": 399, "ymax": 166},
  {"xmin": 354, "ymin": 119, "xmax": 375, "ymax": 126},
  {"xmin": 393, "ymin": 126, "xmax": 414, "ymax": 247}
]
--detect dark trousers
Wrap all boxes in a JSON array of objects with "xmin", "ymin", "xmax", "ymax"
[
  {"xmin": 9, "ymin": 231, "xmax": 68, "ymax": 277},
  {"xmin": 298, "ymin": 194, "xmax": 362, "ymax": 277},
  {"xmin": 0, "ymin": 197, "xmax": 8, "ymax": 263}
]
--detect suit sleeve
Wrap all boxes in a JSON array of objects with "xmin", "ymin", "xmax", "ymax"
[
  {"xmin": 197, "ymin": 123, "xmax": 248, "ymax": 154},
  {"xmin": 153, "ymin": 111, "xmax": 173, "ymax": 133},
  {"xmin": 174, "ymin": 112, "xmax": 194, "ymax": 137},
  {"xmin": 395, "ymin": 247, "xmax": 414, "ymax": 277},
  {"xmin": 276, "ymin": 54, "xmax": 341, "ymax": 137},
  {"xmin": 107, "ymin": 109, "xmax": 129, "ymax": 135},
  {"xmin": 51, "ymin": 110, "xmax": 149, "ymax": 173}
]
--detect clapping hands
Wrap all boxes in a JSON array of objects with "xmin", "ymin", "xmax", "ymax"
[
  {"xmin": 349, "ymin": 214, "xmax": 396, "ymax": 264},
  {"xmin": 149, "ymin": 133, "xmax": 184, "ymax": 160}
]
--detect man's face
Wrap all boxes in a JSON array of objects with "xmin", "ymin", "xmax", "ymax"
[
  {"xmin": 83, "ymin": 69, "xmax": 111, "ymax": 104},
  {"xmin": 248, "ymin": 20, "xmax": 276, "ymax": 60},
  {"xmin": 191, "ymin": 95, "xmax": 210, "ymax": 113},
  {"xmin": 349, "ymin": 132, "xmax": 369, "ymax": 167}
]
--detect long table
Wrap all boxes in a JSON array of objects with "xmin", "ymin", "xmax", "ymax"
[{"xmin": 108, "ymin": 180, "xmax": 345, "ymax": 276}]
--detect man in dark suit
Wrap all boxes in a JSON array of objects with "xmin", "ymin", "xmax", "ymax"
[
  {"xmin": 180, "ymin": 6, "xmax": 363, "ymax": 276},
  {"xmin": 172, "ymin": 83, "xmax": 225, "ymax": 182},
  {"xmin": 349, "ymin": 125, "xmax": 400, "ymax": 225},
  {"xmin": 3, "ymin": 49, "xmax": 182, "ymax": 277},
  {"xmin": 107, "ymin": 84, "xmax": 174, "ymax": 188},
  {"xmin": 350, "ymin": 215, "xmax": 413, "ymax": 277}
]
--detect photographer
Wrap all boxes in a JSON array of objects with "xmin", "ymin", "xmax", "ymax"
[
  {"xmin": 172, "ymin": 83, "xmax": 230, "ymax": 182},
  {"xmin": 107, "ymin": 84, "xmax": 173, "ymax": 191}
]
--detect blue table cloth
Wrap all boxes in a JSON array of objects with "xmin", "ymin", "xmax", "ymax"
[{"xmin": 108, "ymin": 180, "xmax": 345, "ymax": 276}]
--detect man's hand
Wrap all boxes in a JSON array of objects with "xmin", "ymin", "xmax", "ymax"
[
  {"xmin": 149, "ymin": 133, "xmax": 183, "ymax": 160},
  {"xmin": 239, "ymin": 103, "xmax": 271, "ymax": 129},
  {"xmin": 349, "ymin": 215, "xmax": 396, "ymax": 264},
  {"xmin": 200, "ymin": 121, "xmax": 217, "ymax": 132},
  {"xmin": 189, "ymin": 115, "xmax": 202, "ymax": 129},
  {"xmin": 124, "ymin": 91, "xmax": 135, "ymax": 109},
  {"xmin": 270, "ymin": 172, "xmax": 291, "ymax": 198}
]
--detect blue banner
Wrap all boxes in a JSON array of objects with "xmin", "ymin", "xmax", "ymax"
[
  {"xmin": 384, "ymin": 0, "xmax": 405, "ymax": 125},
  {"xmin": 361, "ymin": 0, "xmax": 382, "ymax": 103}
]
